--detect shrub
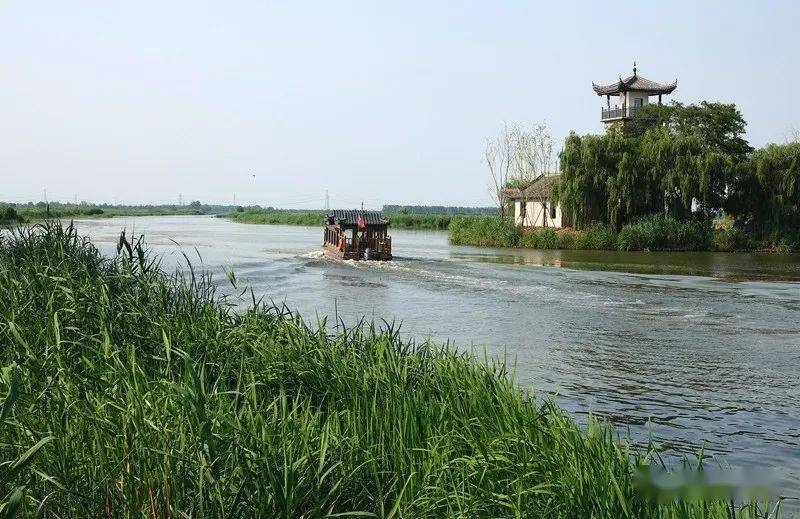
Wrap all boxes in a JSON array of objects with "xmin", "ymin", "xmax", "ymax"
[
  {"xmin": 775, "ymin": 239, "xmax": 794, "ymax": 254},
  {"xmin": 520, "ymin": 228, "xmax": 566, "ymax": 249},
  {"xmin": 385, "ymin": 213, "xmax": 451, "ymax": 230},
  {"xmin": 575, "ymin": 224, "xmax": 618, "ymax": 250},
  {"xmin": 555, "ymin": 229, "xmax": 577, "ymax": 249},
  {"xmin": 617, "ymin": 215, "xmax": 713, "ymax": 251},
  {"xmin": 712, "ymin": 226, "xmax": 752, "ymax": 251},
  {"xmin": 448, "ymin": 216, "xmax": 521, "ymax": 247},
  {"xmin": 1, "ymin": 205, "xmax": 21, "ymax": 223}
]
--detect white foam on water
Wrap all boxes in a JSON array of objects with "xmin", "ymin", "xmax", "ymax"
[{"xmin": 300, "ymin": 250, "xmax": 326, "ymax": 259}]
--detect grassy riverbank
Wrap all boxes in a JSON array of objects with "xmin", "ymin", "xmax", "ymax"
[
  {"xmin": 449, "ymin": 215, "xmax": 792, "ymax": 252},
  {"xmin": 0, "ymin": 202, "xmax": 235, "ymax": 225},
  {"xmin": 0, "ymin": 222, "xmax": 775, "ymax": 517},
  {"xmin": 222, "ymin": 209, "xmax": 452, "ymax": 230}
]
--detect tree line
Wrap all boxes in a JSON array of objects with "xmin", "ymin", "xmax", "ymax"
[
  {"xmin": 481, "ymin": 104, "xmax": 798, "ymax": 250},
  {"xmin": 382, "ymin": 205, "xmax": 498, "ymax": 215},
  {"xmin": 551, "ymin": 102, "xmax": 799, "ymax": 246}
]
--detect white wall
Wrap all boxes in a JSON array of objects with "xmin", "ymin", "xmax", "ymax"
[
  {"xmin": 621, "ymin": 92, "xmax": 649, "ymax": 107},
  {"xmin": 513, "ymin": 199, "xmax": 563, "ymax": 228}
]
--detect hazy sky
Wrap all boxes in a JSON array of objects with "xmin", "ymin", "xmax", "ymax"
[{"xmin": 2, "ymin": 1, "xmax": 799, "ymax": 208}]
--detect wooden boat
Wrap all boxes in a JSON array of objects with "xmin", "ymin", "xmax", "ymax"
[{"xmin": 323, "ymin": 210, "xmax": 392, "ymax": 261}]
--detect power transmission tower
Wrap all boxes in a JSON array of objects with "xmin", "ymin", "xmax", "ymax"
[
  {"xmin": 325, "ymin": 189, "xmax": 330, "ymax": 211},
  {"xmin": 178, "ymin": 193, "xmax": 183, "ymax": 206}
]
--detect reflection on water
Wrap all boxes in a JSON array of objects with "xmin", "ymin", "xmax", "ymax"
[
  {"xmin": 452, "ymin": 248, "xmax": 800, "ymax": 281},
  {"xmin": 69, "ymin": 215, "xmax": 800, "ymax": 500}
]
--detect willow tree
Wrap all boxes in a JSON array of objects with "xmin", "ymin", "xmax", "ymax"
[
  {"xmin": 637, "ymin": 127, "xmax": 732, "ymax": 220},
  {"xmin": 557, "ymin": 102, "xmax": 748, "ymax": 229},
  {"xmin": 727, "ymin": 142, "xmax": 800, "ymax": 239},
  {"xmin": 554, "ymin": 132, "xmax": 611, "ymax": 228}
]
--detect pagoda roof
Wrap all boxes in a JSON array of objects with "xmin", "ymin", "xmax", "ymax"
[{"xmin": 592, "ymin": 67, "xmax": 677, "ymax": 96}]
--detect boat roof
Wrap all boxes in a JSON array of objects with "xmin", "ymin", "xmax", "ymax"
[{"xmin": 327, "ymin": 210, "xmax": 388, "ymax": 226}]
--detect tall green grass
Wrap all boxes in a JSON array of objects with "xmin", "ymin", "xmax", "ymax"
[
  {"xmin": 447, "ymin": 215, "xmax": 521, "ymax": 247},
  {"xmin": 0, "ymin": 223, "xmax": 779, "ymax": 516},
  {"xmin": 0, "ymin": 205, "xmax": 23, "ymax": 225},
  {"xmin": 616, "ymin": 216, "xmax": 713, "ymax": 252},
  {"xmin": 1, "ymin": 203, "xmax": 231, "ymax": 223},
  {"xmin": 222, "ymin": 210, "xmax": 453, "ymax": 230},
  {"xmin": 448, "ymin": 215, "xmax": 770, "ymax": 252},
  {"xmin": 222, "ymin": 209, "xmax": 325, "ymax": 226}
]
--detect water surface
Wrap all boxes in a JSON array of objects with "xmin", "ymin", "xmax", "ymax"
[{"xmin": 71, "ymin": 215, "xmax": 800, "ymax": 499}]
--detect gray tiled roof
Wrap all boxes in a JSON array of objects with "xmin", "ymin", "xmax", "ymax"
[
  {"xmin": 329, "ymin": 210, "xmax": 388, "ymax": 226},
  {"xmin": 592, "ymin": 72, "xmax": 677, "ymax": 96},
  {"xmin": 503, "ymin": 174, "xmax": 560, "ymax": 200}
]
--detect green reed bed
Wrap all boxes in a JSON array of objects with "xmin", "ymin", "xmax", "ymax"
[
  {"xmin": 0, "ymin": 223, "xmax": 779, "ymax": 517},
  {"xmin": 221, "ymin": 210, "xmax": 452, "ymax": 230},
  {"xmin": 222, "ymin": 209, "xmax": 325, "ymax": 226},
  {"xmin": 0, "ymin": 204, "xmax": 228, "ymax": 224},
  {"xmin": 448, "ymin": 215, "xmax": 777, "ymax": 252}
]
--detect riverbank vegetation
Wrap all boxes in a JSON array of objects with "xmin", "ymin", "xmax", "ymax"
[
  {"xmin": 449, "ymin": 214, "xmax": 764, "ymax": 252},
  {"xmin": 0, "ymin": 222, "xmax": 778, "ymax": 516},
  {"xmin": 382, "ymin": 204, "xmax": 497, "ymax": 215},
  {"xmin": 0, "ymin": 201, "xmax": 241, "ymax": 224},
  {"xmin": 222, "ymin": 209, "xmax": 455, "ymax": 230},
  {"xmin": 554, "ymin": 103, "xmax": 799, "ymax": 250},
  {"xmin": 468, "ymin": 103, "xmax": 799, "ymax": 252}
]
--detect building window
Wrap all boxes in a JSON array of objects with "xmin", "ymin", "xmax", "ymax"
[{"xmin": 549, "ymin": 204, "xmax": 556, "ymax": 220}]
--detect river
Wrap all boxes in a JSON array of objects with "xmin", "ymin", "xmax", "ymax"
[{"xmin": 71, "ymin": 215, "xmax": 800, "ymax": 499}]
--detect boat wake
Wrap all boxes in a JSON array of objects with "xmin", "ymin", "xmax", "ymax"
[{"xmin": 300, "ymin": 250, "xmax": 326, "ymax": 260}]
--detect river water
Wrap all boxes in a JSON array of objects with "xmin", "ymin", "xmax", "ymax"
[{"xmin": 71, "ymin": 215, "xmax": 800, "ymax": 498}]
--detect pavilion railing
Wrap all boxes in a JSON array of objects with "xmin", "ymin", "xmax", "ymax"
[{"xmin": 601, "ymin": 105, "xmax": 640, "ymax": 121}]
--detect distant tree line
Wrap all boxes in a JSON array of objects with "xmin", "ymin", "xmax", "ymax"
[
  {"xmin": 0, "ymin": 201, "xmax": 269, "ymax": 222},
  {"xmin": 381, "ymin": 205, "xmax": 498, "ymax": 215},
  {"xmin": 552, "ymin": 102, "xmax": 800, "ymax": 246}
]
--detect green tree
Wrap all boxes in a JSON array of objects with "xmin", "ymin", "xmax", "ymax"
[
  {"xmin": 557, "ymin": 101, "xmax": 748, "ymax": 229},
  {"xmin": 727, "ymin": 142, "xmax": 800, "ymax": 242}
]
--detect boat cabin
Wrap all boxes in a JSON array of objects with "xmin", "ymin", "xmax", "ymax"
[{"xmin": 323, "ymin": 210, "xmax": 392, "ymax": 261}]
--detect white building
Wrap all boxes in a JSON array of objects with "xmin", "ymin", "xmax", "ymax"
[{"xmin": 503, "ymin": 174, "xmax": 567, "ymax": 229}]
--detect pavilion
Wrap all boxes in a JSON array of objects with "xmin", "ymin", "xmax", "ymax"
[{"xmin": 592, "ymin": 64, "xmax": 677, "ymax": 128}]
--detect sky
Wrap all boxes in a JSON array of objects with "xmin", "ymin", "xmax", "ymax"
[{"xmin": 2, "ymin": 1, "xmax": 799, "ymax": 209}]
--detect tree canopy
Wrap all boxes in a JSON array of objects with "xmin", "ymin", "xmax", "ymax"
[{"xmin": 553, "ymin": 101, "xmax": 797, "ymax": 244}]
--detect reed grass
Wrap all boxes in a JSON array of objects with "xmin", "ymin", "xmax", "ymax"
[
  {"xmin": 222, "ymin": 210, "xmax": 453, "ymax": 230},
  {"xmin": 448, "ymin": 215, "xmax": 775, "ymax": 252},
  {"xmin": 447, "ymin": 215, "xmax": 521, "ymax": 247},
  {"xmin": 0, "ymin": 222, "xmax": 780, "ymax": 517},
  {"xmin": 0, "ymin": 203, "xmax": 229, "ymax": 223}
]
